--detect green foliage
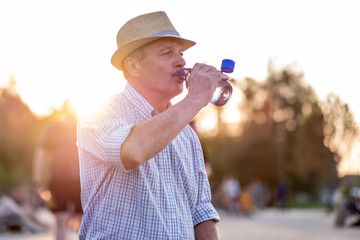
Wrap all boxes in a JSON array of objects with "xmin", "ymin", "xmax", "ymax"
[
  {"xmin": 322, "ymin": 93, "xmax": 359, "ymax": 159},
  {"xmin": 0, "ymin": 80, "xmax": 78, "ymax": 194},
  {"xmin": 0, "ymin": 83, "xmax": 40, "ymax": 192}
]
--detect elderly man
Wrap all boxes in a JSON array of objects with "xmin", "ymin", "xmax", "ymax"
[{"xmin": 77, "ymin": 11, "xmax": 229, "ymax": 239}]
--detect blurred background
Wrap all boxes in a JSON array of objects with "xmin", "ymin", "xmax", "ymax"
[{"xmin": 1, "ymin": 0, "xmax": 359, "ymax": 239}]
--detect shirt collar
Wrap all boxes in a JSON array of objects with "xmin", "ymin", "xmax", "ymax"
[{"xmin": 123, "ymin": 83, "xmax": 158, "ymax": 118}]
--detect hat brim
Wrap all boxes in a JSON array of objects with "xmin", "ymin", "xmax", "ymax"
[{"xmin": 111, "ymin": 35, "xmax": 196, "ymax": 71}]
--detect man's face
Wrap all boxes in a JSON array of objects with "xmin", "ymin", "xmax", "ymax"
[{"xmin": 136, "ymin": 38, "xmax": 187, "ymax": 101}]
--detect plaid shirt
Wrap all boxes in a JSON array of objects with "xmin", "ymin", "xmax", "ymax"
[{"xmin": 77, "ymin": 84, "xmax": 219, "ymax": 239}]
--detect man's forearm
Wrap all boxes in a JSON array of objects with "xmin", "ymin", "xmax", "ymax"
[
  {"xmin": 120, "ymin": 97, "xmax": 204, "ymax": 170},
  {"xmin": 194, "ymin": 220, "xmax": 219, "ymax": 240}
]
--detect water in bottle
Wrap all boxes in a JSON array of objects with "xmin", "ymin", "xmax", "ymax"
[{"xmin": 178, "ymin": 59, "xmax": 235, "ymax": 106}]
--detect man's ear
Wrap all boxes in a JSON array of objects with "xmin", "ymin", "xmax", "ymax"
[{"xmin": 124, "ymin": 57, "xmax": 141, "ymax": 77}]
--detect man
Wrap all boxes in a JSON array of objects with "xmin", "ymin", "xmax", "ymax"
[
  {"xmin": 77, "ymin": 11, "xmax": 229, "ymax": 239},
  {"xmin": 33, "ymin": 106, "xmax": 82, "ymax": 240}
]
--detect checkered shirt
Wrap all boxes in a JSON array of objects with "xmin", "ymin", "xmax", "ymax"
[{"xmin": 77, "ymin": 83, "xmax": 219, "ymax": 239}]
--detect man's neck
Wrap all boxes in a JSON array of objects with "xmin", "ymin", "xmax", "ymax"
[{"xmin": 128, "ymin": 82, "xmax": 171, "ymax": 113}]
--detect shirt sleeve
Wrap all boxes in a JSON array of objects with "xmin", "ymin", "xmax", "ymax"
[
  {"xmin": 192, "ymin": 137, "xmax": 220, "ymax": 226},
  {"xmin": 77, "ymin": 115, "xmax": 134, "ymax": 172},
  {"xmin": 192, "ymin": 171, "xmax": 220, "ymax": 225}
]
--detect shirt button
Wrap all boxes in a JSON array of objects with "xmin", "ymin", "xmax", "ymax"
[{"xmin": 172, "ymin": 215, "xmax": 176, "ymax": 220}]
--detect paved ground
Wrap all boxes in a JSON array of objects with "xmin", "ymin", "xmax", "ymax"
[
  {"xmin": 0, "ymin": 208, "xmax": 359, "ymax": 239},
  {"xmin": 217, "ymin": 209, "xmax": 360, "ymax": 240}
]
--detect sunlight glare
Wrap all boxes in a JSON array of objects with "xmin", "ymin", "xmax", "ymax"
[
  {"xmin": 196, "ymin": 107, "xmax": 218, "ymax": 136},
  {"xmin": 222, "ymin": 107, "xmax": 241, "ymax": 124},
  {"xmin": 0, "ymin": 70, "xmax": 12, "ymax": 86},
  {"xmin": 338, "ymin": 138, "xmax": 360, "ymax": 177},
  {"xmin": 221, "ymin": 87, "xmax": 243, "ymax": 124}
]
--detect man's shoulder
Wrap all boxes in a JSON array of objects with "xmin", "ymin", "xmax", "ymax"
[{"xmin": 78, "ymin": 92, "xmax": 140, "ymax": 126}]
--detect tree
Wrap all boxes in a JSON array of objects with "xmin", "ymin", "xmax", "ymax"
[
  {"xmin": 322, "ymin": 93, "xmax": 359, "ymax": 166},
  {"xmin": 202, "ymin": 61, "xmax": 342, "ymax": 200},
  {"xmin": 0, "ymin": 77, "xmax": 79, "ymax": 194},
  {"xmin": 0, "ymin": 78, "xmax": 39, "ymax": 192}
]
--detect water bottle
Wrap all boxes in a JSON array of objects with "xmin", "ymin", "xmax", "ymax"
[{"xmin": 179, "ymin": 59, "xmax": 235, "ymax": 106}]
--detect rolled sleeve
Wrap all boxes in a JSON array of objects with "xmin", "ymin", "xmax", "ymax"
[
  {"xmin": 191, "ymin": 140, "xmax": 220, "ymax": 226},
  {"xmin": 192, "ymin": 166, "xmax": 220, "ymax": 225},
  {"xmin": 104, "ymin": 126, "xmax": 132, "ymax": 171},
  {"xmin": 77, "ymin": 114, "xmax": 134, "ymax": 172},
  {"xmin": 193, "ymin": 203, "xmax": 220, "ymax": 226}
]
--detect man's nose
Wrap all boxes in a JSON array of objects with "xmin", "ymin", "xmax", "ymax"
[{"xmin": 175, "ymin": 54, "xmax": 186, "ymax": 68}]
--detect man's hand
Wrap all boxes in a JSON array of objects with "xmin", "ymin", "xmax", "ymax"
[{"xmin": 185, "ymin": 63, "xmax": 229, "ymax": 107}]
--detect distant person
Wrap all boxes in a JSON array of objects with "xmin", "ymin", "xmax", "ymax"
[
  {"xmin": 33, "ymin": 115, "xmax": 82, "ymax": 240},
  {"xmin": 334, "ymin": 186, "xmax": 360, "ymax": 227},
  {"xmin": 345, "ymin": 187, "xmax": 360, "ymax": 226},
  {"xmin": 238, "ymin": 186, "xmax": 253, "ymax": 215},
  {"xmin": 77, "ymin": 11, "xmax": 227, "ymax": 239},
  {"xmin": 220, "ymin": 175, "xmax": 241, "ymax": 212},
  {"xmin": 0, "ymin": 185, "xmax": 48, "ymax": 233},
  {"xmin": 277, "ymin": 183, "xmax": 289, "ymax": 210},
  {"xmin": 320, "ymin": 187, "xmax": 334, "ymax": 213},
  {"xmin": 249, "ymin": 180, "xmax": 270, "ymax": 209}
]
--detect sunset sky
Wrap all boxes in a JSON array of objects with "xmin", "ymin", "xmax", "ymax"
[{"xmin": 0, "ymin": 0, "xmax": 359, "ymax": 175}]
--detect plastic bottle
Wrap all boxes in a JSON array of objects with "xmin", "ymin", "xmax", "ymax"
[{"xmin": 179, "ymin": 59, "xmax": 235, "ymax": 106}]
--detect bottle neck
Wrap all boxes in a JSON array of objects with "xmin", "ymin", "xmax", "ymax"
[{"xmin": 179, "ymin": 68, "xmax": 192, "ymax": 81}]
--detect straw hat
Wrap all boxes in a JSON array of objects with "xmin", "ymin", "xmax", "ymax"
[{"xmin": 111, "ymin": 11, "xmax": 196, "ymax": 71}]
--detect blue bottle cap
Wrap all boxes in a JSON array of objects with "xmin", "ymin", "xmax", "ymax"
[{"xmin": 221, "ymin": 59, "xmax": 235, "ymax": 73}]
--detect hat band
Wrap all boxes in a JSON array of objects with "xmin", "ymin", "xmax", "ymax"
[{"xmin": 150, "ymin": 30, "xmax": 180, "ymax": 37}]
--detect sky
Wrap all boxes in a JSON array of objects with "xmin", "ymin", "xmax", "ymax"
[{"xmin": 0, "ymin": 0, "xmax": 359, "ymax": 174}]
